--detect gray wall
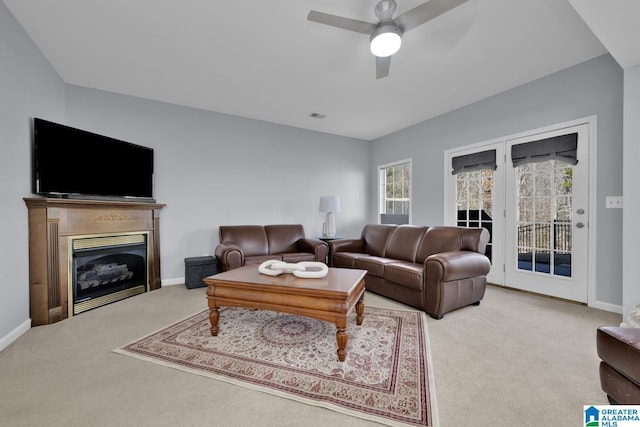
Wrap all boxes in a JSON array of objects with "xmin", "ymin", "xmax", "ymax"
[
  {"xmin": 0, "ymin": 2, "xmax": 65, "ymax": 342},
  {"xmin": 64, "ymin": 86, "xmax": 371, "ymax": 283},
  {"xmin": 623, "ymin": 65, "xmax": 640, "ymax": 319},
  {"xmin": 370, "ymin": 54, "xmax": 624, "ymax": 307}
]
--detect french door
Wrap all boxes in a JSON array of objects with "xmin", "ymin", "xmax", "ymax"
[
  {"xmin": 504, "ymin": 123, "xmax": 589, "ymax": 302},
  {"xmin": 445, "ymin": 118, "xmax": 593, "ymax": 303}
]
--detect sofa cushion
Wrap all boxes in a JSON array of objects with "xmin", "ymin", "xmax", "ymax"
[
  {"xmin": 281, "ymin": 252, "xmax": 316, "ymax": 263},
  {"xmin": 361, "ymin": 224, "xmax": 396, "ymax": 256},
  {"xmin": 333, "ymin": 252, "xmax": 370, "ymax": 268},
  {"xmin": 265, "ymin": 224, "xmax": 305, "ymax": 255},
  {"xmin": 385, "ymin": 225, "xmax": 428, "ymax": 262},
  {"xmin": 219, "ymin": 225, "xmax": 269, "ymax": 257},
  {"xmin": 354, "ymin": 256, "xmax": 397, "ymax": 278},
  {"xmin": 384, "ymin": 261, "xmax": 424, "ymax": 290}
]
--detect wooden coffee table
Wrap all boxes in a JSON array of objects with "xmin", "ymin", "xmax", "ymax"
[{"xmin": 203, "ymin": 265, "xmax": 366, "ymax": 362}]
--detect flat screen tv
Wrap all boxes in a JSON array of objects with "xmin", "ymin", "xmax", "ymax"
[{"xmin": 33, "ymin": 118, "xmax": 155, "ymax": 202}]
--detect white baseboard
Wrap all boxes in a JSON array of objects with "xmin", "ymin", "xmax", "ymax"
[
  {"xmin": 161, "ymin": 277, "xmax": 185, "ymax": 287},
  {"xmin": 0, "ymin": 318, "xmax": 31, "ymax": 352},
  {"xmin": 589, "ymin": 299, "xmax": 622, "ymax": 315}
]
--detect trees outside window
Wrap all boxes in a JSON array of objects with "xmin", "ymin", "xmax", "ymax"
[{"xmin": 379, "ymin": 160, "xmax": 411, "ymax": 224}]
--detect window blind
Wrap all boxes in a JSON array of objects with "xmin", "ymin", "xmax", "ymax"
[
  {"xmin": 451, "ymin": 149, "xmax": 497, "ymax": 174},
  {"xmin": 380, "ymin": 214, "xmax": 409, "ymax": 225},
  {"xmin": 511, "ymin": 133, "xmax": 578, "ymax": 167}
]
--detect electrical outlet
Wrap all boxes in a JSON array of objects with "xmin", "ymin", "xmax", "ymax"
[{"xmin": 606, "ymin": 196, "xmax": 623, "ymax": 209}]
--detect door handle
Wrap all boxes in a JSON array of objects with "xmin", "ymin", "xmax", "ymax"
[{"xmin": 576, "ymin": 222, "xmax": 585, "ymax": 229}]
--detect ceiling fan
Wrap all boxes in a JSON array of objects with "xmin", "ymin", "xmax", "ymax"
[{"xmin": 307, "ymin": 0, "xmax": 469, "ymax": 79}]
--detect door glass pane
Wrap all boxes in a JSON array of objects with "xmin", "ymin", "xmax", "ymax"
[
  {"xmin": 456, "ymin": 169, "xmax": 494, "ymax": 262},
  {"xmin": 516, "ymin": 160, "xmax": 572, "ymax": 277}
]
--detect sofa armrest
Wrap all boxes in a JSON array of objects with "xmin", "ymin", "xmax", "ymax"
[
  {"xmin": 297, "ymin": 238, "xmax": 330, "ymax": 263},
  {"xmin": 424, "ymin": 251, "xmax": 491, "ymax": 283},
  {"xmin": 328, "ymin": 238, "xmax": 365, "ymax": 266},
  {"xmin": 423, "ymin": 251, "xmax": 491, "ymax": 319},
  {"xmin": 214, "ymin": 242, "xmax": 244, "ymax": 272},
  {"xmin": 329, "ymin": 238, "xmax": 364, "ymax": 254}
]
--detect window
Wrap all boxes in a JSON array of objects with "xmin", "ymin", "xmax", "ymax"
[{"xmin": 379, "ymin": 159, "xmax": 411, "ymax": 224}]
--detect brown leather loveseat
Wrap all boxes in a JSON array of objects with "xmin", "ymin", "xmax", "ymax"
[
  {"xmin": 215, "ymin": 224, "xmax": 328, "ymax": 272},
  {"xmin": 330, "ymin": 224, "xmax": 491, "ymax": 319}
]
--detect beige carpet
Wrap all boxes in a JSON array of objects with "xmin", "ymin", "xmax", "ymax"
[
  {"xmin": 115, "ymin": 306, "xmax": 435, "ymax": 426},
  {"xmin": 0, "ymin": 284, "xmax": 621, "ymax": 427}
]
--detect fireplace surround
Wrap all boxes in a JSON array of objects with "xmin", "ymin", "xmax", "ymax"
[{"xmin": 24, "ymin": 198, "xmax": 164, "ymax": 325}]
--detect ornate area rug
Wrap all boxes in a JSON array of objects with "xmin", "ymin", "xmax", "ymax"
[{"xmin": 114, "ymin": 306, "xmax": 437, "ymax": 427}]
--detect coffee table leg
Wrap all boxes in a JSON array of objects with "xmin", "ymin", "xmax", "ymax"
[
  {"xmin": 209, "ymin": 307, "xmax": 219, "ymax": 336},
  {"xmin": 356, "ymin": 293, "xmax": 365, "ymax": 325},
  {"xmin": 336, "ymin": 325, "xmax": 348, "ymax": 362}
]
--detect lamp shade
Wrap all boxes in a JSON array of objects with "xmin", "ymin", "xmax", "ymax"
[{"xmin": 319, "ymin": 195, "xmax": 341, "ymax": 213}]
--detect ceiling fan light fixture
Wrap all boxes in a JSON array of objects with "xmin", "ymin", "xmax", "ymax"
[{"xmin": 370, "ymin": 25, "xmax": 402, "ymax": 57}]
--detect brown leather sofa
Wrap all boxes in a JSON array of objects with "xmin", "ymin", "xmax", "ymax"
[
  {"xmin": 330, "ymin": 224, "xmax": 491, "ymax": 319},
  {"xmin": 597, "ymin": 326, "xmax": 640, "ymax": 404},
  {"xmin": 214, "ymin": 224, "xmax": 329, "ymax": 272}
]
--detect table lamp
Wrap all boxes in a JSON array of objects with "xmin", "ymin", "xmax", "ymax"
[{"xmin": 319, "ymin": 195, "xmax": 341, "ymax": 237}]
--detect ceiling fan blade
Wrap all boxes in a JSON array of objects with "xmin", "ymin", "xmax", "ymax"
[
  {"xmin": 395, "ymin": 0, "xmax": 469, "ymax": 32},
  {"xmin": 376, "ymin": 56, "xmax": 391, "ymax": 79},
  {"xmin": 307, "ymin": 11, "xmax": 376, "ymax": 35}
]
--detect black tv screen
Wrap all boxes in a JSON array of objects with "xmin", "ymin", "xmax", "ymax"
[{"xmin": 33, "ymin": 118, "xmax": 154, "ymax": 202}]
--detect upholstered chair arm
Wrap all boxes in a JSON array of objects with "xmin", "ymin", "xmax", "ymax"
[
  {"xmin": 214, "ymin": 242, "xmax": 244, "ymax": 272},
  {"xmin": 297, "ymin": 238, "xmax": 329, "ymax": 263}
]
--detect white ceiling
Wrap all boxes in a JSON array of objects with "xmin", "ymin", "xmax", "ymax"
[
  {"xmin": 568, "ymin": 0, "xmax": 640, "ymax": 70},
  {"xmin": 4, "ymin": 0, "xmax": 636, "ymax": 141}
]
